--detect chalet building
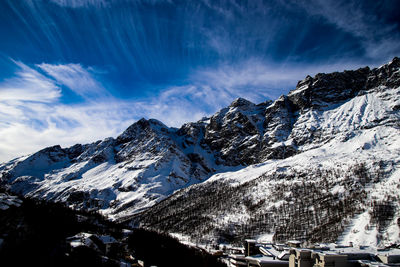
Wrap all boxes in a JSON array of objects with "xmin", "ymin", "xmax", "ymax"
[
  {"xmin": 245, "ymin": 254, "xmax": 289, "ymax": 267},
  {"xmin": 229, "ymin": 240, "xmax": 290, "ymax": 267},
  {"xmin": 67, "ymin": 232, "xmax": 99, "ymax": 251},
  {"xmin": 67, "ymin": 232, "xmax": 120, "ymax": 255}
]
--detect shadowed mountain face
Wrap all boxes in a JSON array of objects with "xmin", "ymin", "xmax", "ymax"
[{"xmin": 1, "ymin": 58, "xmax": 400, "ymax": 246}]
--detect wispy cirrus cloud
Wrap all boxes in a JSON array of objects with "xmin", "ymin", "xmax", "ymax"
[
  {"xmin": 0, "ymin": 61, "xmax": 129, "ymax": 162},
  {"xmin": 136, "ymin": 85, "xmax": 231, "ymax": 127},
  {"xmin": 0, "ymin": 102, "xmax": 137, "ymax": 163},
  {"xmin": 284, "ymin": 0, "xmax": 400, "ymax": 61},
  {"xmin": 47, "ymin": 0, "xmax": 109, "ymax": 8},
  {"xmin": 0, "ymin": 61, "xmax": 61, "ymax": 103},
  {"xmin": 47, "ymin": 0, "xmax": 174, "ymax": 8},
  {"xmin": 38, "ymin": 63, "xmax": 110, "ymax": 100}
]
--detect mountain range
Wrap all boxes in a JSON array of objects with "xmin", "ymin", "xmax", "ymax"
[{"xmin": 1, "ymin": 57, "xmax": 400, "ymax": 248}]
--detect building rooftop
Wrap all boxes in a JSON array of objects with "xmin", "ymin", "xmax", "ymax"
[
  {"xmin": 97, "ymin": 235, "xmax": 117, "ymax": 244},
  {"xmin": 245, "ymin": 254, "xmax": 289, "ymax": 265}
]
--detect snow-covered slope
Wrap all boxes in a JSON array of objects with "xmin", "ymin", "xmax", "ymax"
[
  {"xmin": 1, "ymin": 58, "xmax": 400, "ymax": 246},
  {"xmin": 134, "ymin": 58, "xmax": 400, "ymax": 247}
]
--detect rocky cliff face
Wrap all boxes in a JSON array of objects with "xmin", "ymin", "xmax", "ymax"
[
  {"xmin": 1, "ymin": 58, "xmax": 399, "ymax": 245},
  {"xmin": 202, "ymin": 98, "xmax": 270, "ymax": 165}
]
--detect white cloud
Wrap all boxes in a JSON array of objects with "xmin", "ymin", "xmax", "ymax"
[
  {"xmin": 0, "ymin": 61, "xmax": 130, "ymax": 162},
  {"xmin": 0, "ymin": 115, "xmax": 126, "ymax": 162},
  {"xmin": 0, "ymin": 61, "xmax": 60, "ymax": 103},
  {"xmin": 38, "ymin": 63, "xmax": 109, "ymax": 100},
  {"xmin": 136, "ymin": 85, "xmax": 230, "ymax": 127},
  {"xmin": 0, "ymin": 99, "xmax": 137, "ymax": 163}
]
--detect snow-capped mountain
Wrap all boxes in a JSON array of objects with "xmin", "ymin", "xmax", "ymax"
[
  {"xmin": 0, "ymin": 118, "xmax": 219, "ymax": 218},
  {"xmin": 1, "ymin": 58, "xmax": 400, "ymax": 247}
]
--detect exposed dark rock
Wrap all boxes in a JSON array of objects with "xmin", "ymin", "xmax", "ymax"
[{"xmin": 289, "ymin": 67, "xmax": 371, "ymax": 111}]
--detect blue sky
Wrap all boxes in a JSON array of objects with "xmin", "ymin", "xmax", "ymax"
[{"xmin": 1, "ymin": 0, "xmax": 400, "ymax": 162}]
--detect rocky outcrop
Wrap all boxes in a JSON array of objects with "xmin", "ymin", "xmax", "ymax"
[
  {"xmin": 288, "ymin": 67, "xmax": 371, "ymax": 111},
  {"xmin": 366, "ymin": 57, "xmax": 400, "ymax": 90},
  {"xmin": 288, "ymin": 57, "xmax": 400, "ymax": 113},
  {"xmin": 202, "ymin": 98, "xmax": 269, "ymax": 165}
]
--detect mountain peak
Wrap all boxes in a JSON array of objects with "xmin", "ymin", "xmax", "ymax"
[
  {"xmin": 117, "ymin": 118, "xmax": 170, "ymax": 143},
  {"xmin": 389, "ymin": 56, "xmax": 399, "ymax": 66},
  {"xmin": 229, "ymin": 97, "xmax": 254, "ymax": 108}
]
